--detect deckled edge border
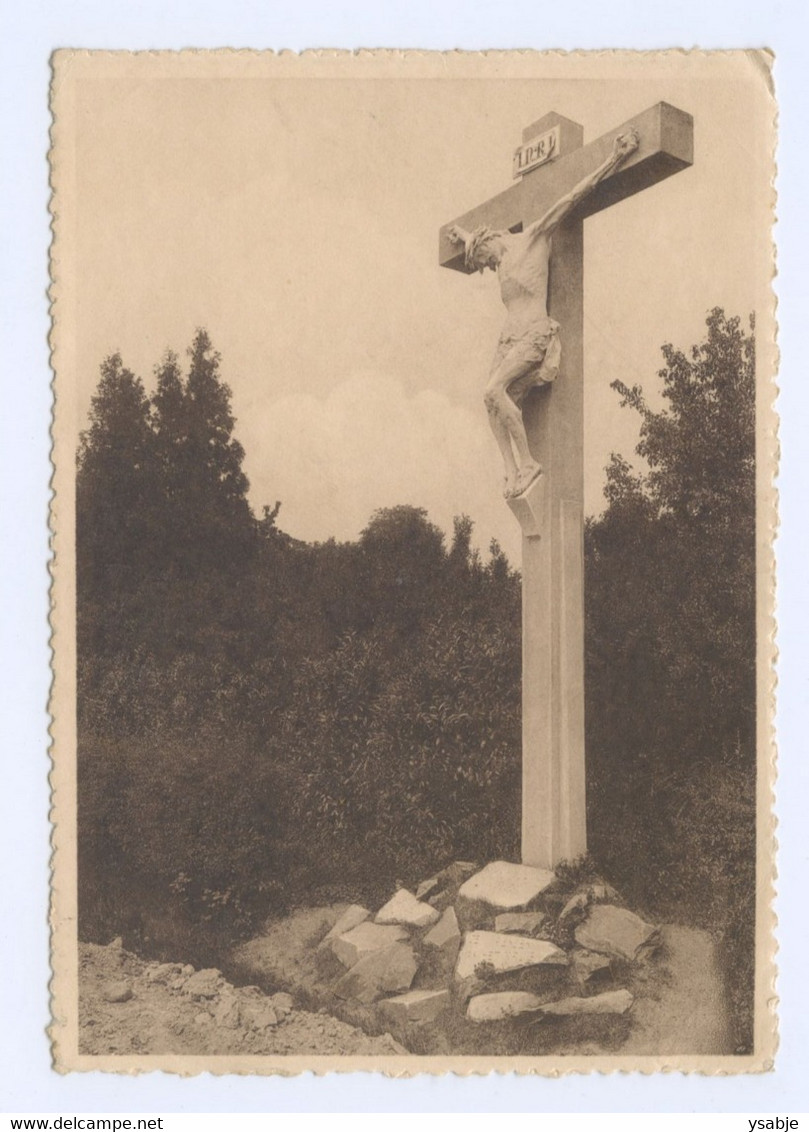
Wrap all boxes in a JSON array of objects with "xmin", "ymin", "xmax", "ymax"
[{"xmin": 46, "ymin": 46, "xmax": 780, "ymax": 1079}]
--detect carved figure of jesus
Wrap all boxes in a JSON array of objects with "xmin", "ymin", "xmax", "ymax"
[{"xmin": 448, "ymin": 129, "xmax": 639, "ymax": 499}]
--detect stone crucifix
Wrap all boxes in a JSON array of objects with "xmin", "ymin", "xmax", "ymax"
[{"xmin": 439, "ymin": 103, "xmax": 693, "ymax": 870}]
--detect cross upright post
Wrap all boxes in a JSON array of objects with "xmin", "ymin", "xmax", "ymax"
[{"xmin": 439, "ymin": 103, "xmax": 693, "ymax": 870}]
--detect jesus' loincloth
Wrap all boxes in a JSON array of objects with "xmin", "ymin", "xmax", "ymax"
[{"xmin": 493, "ymin": 317, "xmax": 561, "ymax": 407}]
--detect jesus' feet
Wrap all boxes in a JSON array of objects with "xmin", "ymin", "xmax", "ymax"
[{"xmin": 509, "ymin": 460, "xmax": 543, "ymax": 497}]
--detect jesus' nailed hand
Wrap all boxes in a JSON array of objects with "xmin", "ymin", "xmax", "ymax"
[{"xmin": 448, "ymin": 129, "xmax": 640, "ymax": 500}]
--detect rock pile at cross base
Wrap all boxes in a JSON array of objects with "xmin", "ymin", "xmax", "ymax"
[
  {"xmin": 78, "ymin": 860, "xmax": 732, "ymax": 1057},
  {"xmin": 233, "ymin": 860, "xmax": 723, "ymax": 1056}
]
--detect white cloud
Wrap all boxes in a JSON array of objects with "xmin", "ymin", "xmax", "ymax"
[{"xmin": 240, "ymin": 371, "xmax": 523, "ymax": 564}]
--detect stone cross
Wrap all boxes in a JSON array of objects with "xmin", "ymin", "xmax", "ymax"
[{"xmin": 439, "ymin": 103, "xmax": 693, "ymax": 869}]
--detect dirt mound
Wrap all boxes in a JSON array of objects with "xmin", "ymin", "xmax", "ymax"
[{"xmin": 79, "ymin": 938, "xmax": 407, "ymax": 1056}]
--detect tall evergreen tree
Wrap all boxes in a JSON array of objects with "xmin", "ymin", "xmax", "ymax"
[
  {"xmin": 150, "ymin": 329, "xmax": 254, "ymax": 573},
  {"xmin": 77, "ymin": 353, "xmax": 159, "ymax": 593}
]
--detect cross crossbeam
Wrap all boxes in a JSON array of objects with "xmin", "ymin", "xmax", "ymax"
[{"xmin": 439, "ymin": 102, "xmax": 692, "ymax": 272}]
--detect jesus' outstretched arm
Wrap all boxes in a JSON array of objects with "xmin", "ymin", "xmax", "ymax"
[
  {"xmin": 446, "ymin": 223, "xmax": 472, "ymax": 247},
  {"xmin": 525, "ymin": 129, "xmax": 640, "ymax": 241}
]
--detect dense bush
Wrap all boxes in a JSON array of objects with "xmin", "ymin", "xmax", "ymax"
[
  {"xmin": 77, "ymin": 508, "xmax": 523, "ymax": 945},
  {"xmin": 585, "ymin": 309, "xmax": 756, "ymax": 1050},
  {"xmin": 78, "ymin": 728, "xmax": 301, "ymax": 948},
  {"xmin": 278, "ymin": 614, "xmax": 521, "ymax": 885},
  {"xmin": 77, "ymin": 538, "xmax": 523, "ymax": 948}
]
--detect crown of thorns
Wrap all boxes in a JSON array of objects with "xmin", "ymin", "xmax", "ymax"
[{"xmin": 464, "ymin": 226, "xmax": 499, "ymax": 270}]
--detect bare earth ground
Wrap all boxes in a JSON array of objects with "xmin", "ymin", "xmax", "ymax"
[
  {"xmin": 620, "ymin": 924, "xmax": 731, "ymax": 1055},
  {"xmin": 78, "ymin": 938, "xmax": 406, "ymax": 1056}
]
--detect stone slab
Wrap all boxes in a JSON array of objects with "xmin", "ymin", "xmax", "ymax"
[
  {"xmin": 333, "ymin": 943, "xmax": 418, "ymax": 1005},
  {"xmin": 558, "ymin": 891, "xmax": 590, "ymax": 923},
  {"xmin": 455, "ymin": 931, "xmax": 567, "ymax": 982},
  {"xmin": 330, "ymin": 921, "xmax": 408, "ymax": 969},
  {"xmin": 539, "ymin": 989, "xmax": 633, "ymax": 1016},
  {"xmin": 375, "ymin": 888, "xmax": 440, "ymax": 929},
  {"xmin": 574, "ymin": 905, "xmax": 657, "ymax": 962},
  {"xmin": 415, "ymin": 876, "xmax": 440, "ymax": 901},
  {"xmin": 494, "ymin": 911, "xmax": 546, "ymax": 935},
  {"xmin": 571, "ymin": 948, "xmax": 612, "ymax": 983},
  {"xmin": 457, "ymin": 861, "xmax": 555, "ymax": 911},
  {"xmin": 423, "ymin": 906, "xmax": 461, "ymax": 954},
  {"xmin": 466, "ymin": 991, "xmax": 544, "ymax": 1023},
  {"xmin": 321, "ymin": 904, "xmax": 370, "ymax": 945},
  {"xmin": 378, "ymin": 988, "xmax": 451, "ymax": 1024}
]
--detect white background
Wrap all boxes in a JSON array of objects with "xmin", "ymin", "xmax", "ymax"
[{"xmin": 1, "ymin": 0, "xmax": 807, "ymax": 1115}]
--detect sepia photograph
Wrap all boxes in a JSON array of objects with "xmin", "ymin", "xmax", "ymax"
[{"xmin": 47, "ymin": 48, "xmax": 777, "ymax": 1074}]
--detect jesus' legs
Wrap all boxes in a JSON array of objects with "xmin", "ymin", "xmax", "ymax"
[
  {"xmin": 488, "ymin": 414, "xmax": 520, "ymax": 497},
  {"xmin": 484, "ymin": 354, "xmax": 542, "ymax": 497}
]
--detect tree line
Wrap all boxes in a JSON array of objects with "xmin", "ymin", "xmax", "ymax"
[{"xmin": 76, "ymin": 311, "xmax": 756, "ymax": 1050}]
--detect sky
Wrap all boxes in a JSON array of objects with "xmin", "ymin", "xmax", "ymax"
[{"xmin": 67, "ymin": 52, "xmax": 772, "ymax": 564}]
